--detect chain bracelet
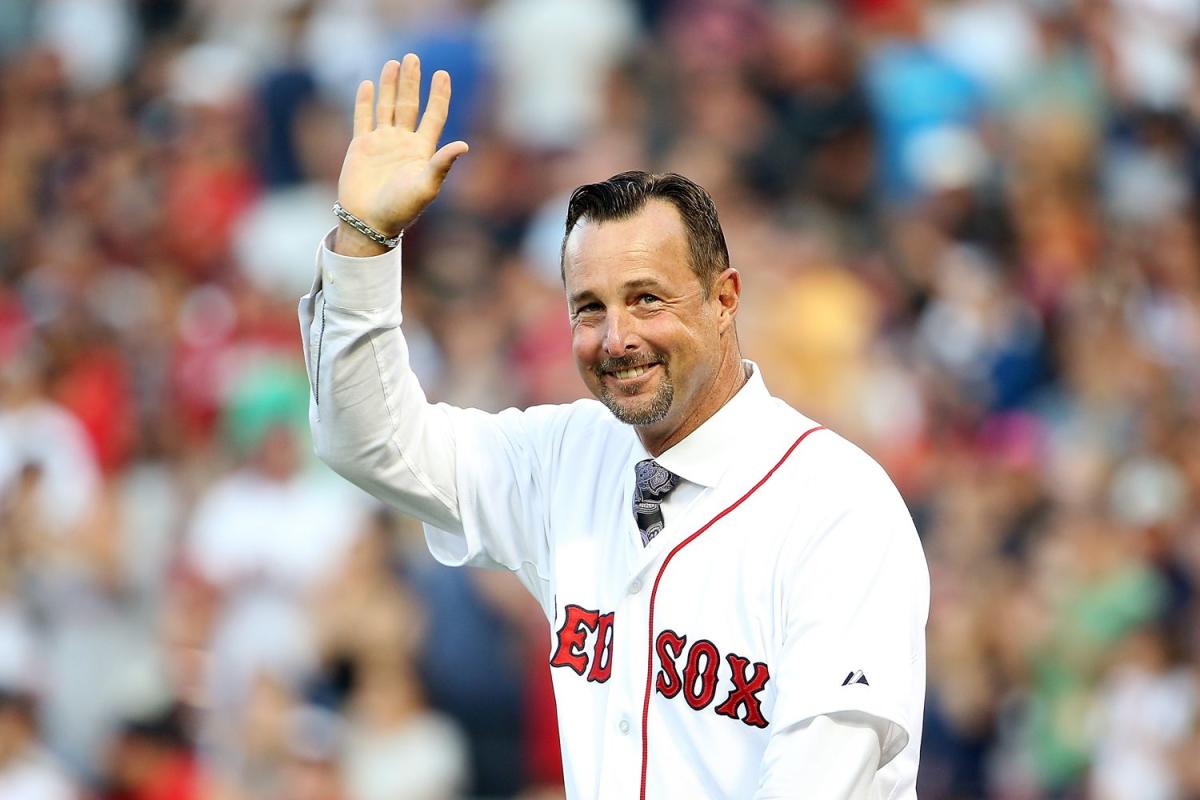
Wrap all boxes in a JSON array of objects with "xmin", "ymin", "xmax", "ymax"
[{"xmin": 332, "ymin": 202, "xmax": 403, "ymax": 249}]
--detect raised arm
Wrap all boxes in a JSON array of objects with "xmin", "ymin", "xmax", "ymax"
[
  {"xmin": 300, "ymin": 59, "xmax": 559, "ymax": 595},
  {"xmin": 301, "ymin": 56, "xmax": 470, "ymax": 534}
]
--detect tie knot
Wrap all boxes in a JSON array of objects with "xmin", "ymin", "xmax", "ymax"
[{"xmin": 634, "ymin": 459, "xmax": 681, "ymax": 501}]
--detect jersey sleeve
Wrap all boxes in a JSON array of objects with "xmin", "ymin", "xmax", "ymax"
[
  {"xmin": 754, "ymin": 712, "xmax": 884, "ymax": 799},
  {"xmin": 769, "ymin": 441, "xmax": 929, "ymax": 768},
  {"xmin": 299, "ymin": 230, "xmax": 564, "ymax": 606}
]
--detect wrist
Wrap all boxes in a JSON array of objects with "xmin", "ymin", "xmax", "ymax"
[
  {"xmin": 332, "ymin": 221, "xmax": 392, "ymax": 257},
  {"xmin": 332, "ymin": 202, "xmax": 403, "ymax": 252}
]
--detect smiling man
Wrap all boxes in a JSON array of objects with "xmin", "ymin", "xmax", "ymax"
[
  {"xmin": 564, "ymin": 189, "xmax": 745, "ymax": 452},
  {"xmin": 301, "ymin": 55, "xmax": 929, "ymax": 799}
]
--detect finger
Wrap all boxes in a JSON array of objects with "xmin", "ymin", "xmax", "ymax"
[
  {"xmin": 353, "ymin": 80, "xmax": 374, "ymax": 137},
  {"xmin": 417, "ymin": 69, "xmax": 452, "ymax": 145},
  {"xmin": 428, "ymin": 140, "xmax": 469, "ymax": 183},
  {"xmin": 376, "ymin": 59, "xmax": 400, "ymax": 127},
  {"xmin": 395, "ymin": 53, "xmax": 421, "ymax": 131}
]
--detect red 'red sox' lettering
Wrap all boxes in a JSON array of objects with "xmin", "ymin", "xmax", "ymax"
[
  {"xmin": 682, "ymin": 639, "xmax": 720, "ymax": 710},
  {"xmin": 654, "ymin": 629, "xmax": 687, "ymax": 698},
  {"xmin": 714, "ymin": 653, "xmax": 771, "ymax": 728},
  {"xmin": 588, "ymin": 611, "xmax": 615, "ymax": 682},
  {"xmin": 550, "ymin": 604, "xmax": 615, "ymax": 683},
  {"xmin": 655, "ymin": 630, "xmax": 771, "ymax": 727},
  {"xmin": 552, "ymin": 614, "xmax": 772, "ymax": 727}
]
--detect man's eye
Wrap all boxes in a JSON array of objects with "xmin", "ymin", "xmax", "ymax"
[
  {"xmin": 637, "ymin": 294, "xmax": 661, "ymax": 304},
  {"xmin": 576, "ymin": 302, "xmax": 602, "ymax": 314}
]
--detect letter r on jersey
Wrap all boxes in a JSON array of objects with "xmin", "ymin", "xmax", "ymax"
[{"xmin": 714, "ymin": 653, "xmax": 771, "ymax": 728}]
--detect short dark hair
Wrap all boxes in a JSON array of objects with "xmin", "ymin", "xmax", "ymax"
[{"xmin": 560, "ymin": 171, "xmax": 730, "ymax": 294}]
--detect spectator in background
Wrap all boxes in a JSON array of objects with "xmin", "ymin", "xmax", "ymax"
[
  {"xmin": 0, "ymin": 347, "xmax": 160, "ymax": 778},
  {"xmin": 859, "ymin": 0, "xmax": 988, "ymax": 202},
  {"xmin": 0, "ymin": 350, "xmax": 98, "ymax": 538},
  {"xmin": 272, "ymin": 705, "xmax": 345, "ymax": 800},
  {"xmin": 182, "ymin": 364, "xmax": 374, "ymax": 784},
  {"xmin": 1090, "ymin": 624, "xmax": 1197, "ymax": 800},
  {"xmin": 97, "ymin": 706, "xmax": 209, "ymax": 800},
  {"xmin": 311, "ymin": 511, "xmax": 469, "ymax": 800},
  {"xmin": 0, "ymin": 690, "xmax": 76, "ymax": 800},
  {"xmin": 481, "ymin": 0, "xmax": 637, "ymax": 150}
]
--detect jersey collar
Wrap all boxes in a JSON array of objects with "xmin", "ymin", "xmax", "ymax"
[{"xmin": 636, "ymin": 360, "xmax": 773, "ymax": 489}]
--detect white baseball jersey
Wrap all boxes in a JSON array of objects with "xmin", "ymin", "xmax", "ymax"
[{"xmin": 300, "ymin": 233, "xmax": 929, "ymax": 799}]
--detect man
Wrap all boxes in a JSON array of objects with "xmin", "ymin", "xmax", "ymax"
[{"xmin": 300, "ymin": 55, "xmax": 928, "ymax": 799}]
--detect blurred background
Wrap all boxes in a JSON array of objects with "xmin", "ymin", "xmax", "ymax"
[{"xmin": 0, "ymin": 0, "xmax": 1197, "ymax": 798}]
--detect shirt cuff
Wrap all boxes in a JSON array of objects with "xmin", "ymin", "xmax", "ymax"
[{"xmin": 317, "ymin": 226, "xmax": 403, "ymax": 311}]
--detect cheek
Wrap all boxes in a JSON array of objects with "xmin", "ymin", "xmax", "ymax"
[
  {"xmin": 571, "ymin": 327, "xmax": 599, "ymax": 365},
  {"xmin": 665, "ymin": 322, "xmax": 716, "ymax": 379},
  {"xmin": 656, "ymin": 318, "xmax": 704, "ymax": 357}
]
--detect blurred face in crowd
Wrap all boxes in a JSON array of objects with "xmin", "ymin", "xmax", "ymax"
[
  {"xmin": 0, "ymin": 695, "xmax": 35, "ymax": 763},
  {"xmin": 256, "ymin": 424, "xmax": 301, "ymax": 480},
  {"xmin": 564, "ymin": 201, "xmax": 741, "ymax": 453}
]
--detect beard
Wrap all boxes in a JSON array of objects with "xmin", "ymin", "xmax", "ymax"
[{"xmin": 594, "ymin": 356, "xmax": 674, "ymax": 426}]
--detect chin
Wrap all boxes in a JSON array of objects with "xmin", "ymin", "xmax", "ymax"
[{"xmin": 600, "ymin": 381, "xmax": 674, "ymax": 427}]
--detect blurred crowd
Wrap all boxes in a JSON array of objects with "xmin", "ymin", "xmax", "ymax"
[{"xmin": 0, "ymin": 0, "xmax": 1198, "ymax": 798}]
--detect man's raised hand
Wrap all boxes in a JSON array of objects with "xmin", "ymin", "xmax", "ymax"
[{"xmin": 334, "ymin": 54, "xmax": 468, "ymax": 255}]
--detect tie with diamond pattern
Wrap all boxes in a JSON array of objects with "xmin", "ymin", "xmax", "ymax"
[{"xmin": 633, "ymin": 459, "xmax": 682, "ymax": 546}]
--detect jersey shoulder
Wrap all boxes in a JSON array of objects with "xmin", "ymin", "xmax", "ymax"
[
  {"xmin": 757, "ymin": 395, "xmax": 896, "ymax": 493},
  {"xmin": 790, "ymin": 423, "xmax": 898, "ymax": 495},
  {"xmin": 762, "ymin": 407, "xmax": 915, "ymax": 538}
]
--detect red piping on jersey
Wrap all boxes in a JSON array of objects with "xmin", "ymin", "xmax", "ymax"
[{"xmin": 638, "ymin": 425, "xmax": 825, "ymax": 800}]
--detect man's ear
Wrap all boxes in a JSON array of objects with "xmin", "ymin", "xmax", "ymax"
[{"xmin": 712, "ymin": 267, "xmax": 741, "ymax": 334}]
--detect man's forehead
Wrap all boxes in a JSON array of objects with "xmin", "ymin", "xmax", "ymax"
[{"xmin": 563, "ymin": 201, "xmax": 690, "ymax": 277}]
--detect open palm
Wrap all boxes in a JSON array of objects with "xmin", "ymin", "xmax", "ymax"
[{"xmin": 338, "ymin": 54, "xmax": 469, "ymax": 237}]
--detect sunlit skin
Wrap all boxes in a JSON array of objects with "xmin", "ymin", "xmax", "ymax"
[{"xmin": 564, "ymin": 200, "xmax": 746, "ymax": 456}]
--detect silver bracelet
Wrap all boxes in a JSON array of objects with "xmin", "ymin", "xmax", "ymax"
[{"xmin": 332, "ymin": 202, "xmax": 403, "ymax": 249}]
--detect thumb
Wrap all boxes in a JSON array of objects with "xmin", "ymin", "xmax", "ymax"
[{"xmin": 429, "ymin": 140, "xmax": 469, "ymax": 183}]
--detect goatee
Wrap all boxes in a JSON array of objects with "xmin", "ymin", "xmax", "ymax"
[{"xmin": 595, "ymin": 357, "xmax": 674, "ymax": 426}]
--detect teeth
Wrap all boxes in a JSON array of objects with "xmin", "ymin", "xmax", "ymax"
[{"xmin": 614, "ymin": 366, "xmax": 650, "ymax": 379}]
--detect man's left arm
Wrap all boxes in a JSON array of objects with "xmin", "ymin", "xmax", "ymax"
[{"xmin": 757, "ymin": 446, "xmax": 930, "ymax": 798}]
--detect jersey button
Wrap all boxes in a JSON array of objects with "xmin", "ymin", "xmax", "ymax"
[
  {"xmin": 618, "ymin": 719, "xmax": 631, "ymax": 735},
  {"xmin": 629, "ymin": 579, "xmax": 643, "ymax": 594}
]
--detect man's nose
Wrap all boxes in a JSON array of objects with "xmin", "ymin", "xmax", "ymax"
[{"xmin": 603, "ymin": 310, "xmax": 636, "ymax": 356}]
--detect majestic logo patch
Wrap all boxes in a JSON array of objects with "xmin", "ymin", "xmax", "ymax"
[{"xmin": 842, "ymin": 670, "xmax": 870, "ymax": 687}]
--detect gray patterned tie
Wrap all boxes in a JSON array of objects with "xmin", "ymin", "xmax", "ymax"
[{"xmin": 633, "ymin": 459, "xmax": 682, "ymax": 546}]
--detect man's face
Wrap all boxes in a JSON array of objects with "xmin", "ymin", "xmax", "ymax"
[{"xmin": 563, "ymin": 201, "xmax": 725, "ymax": 438}]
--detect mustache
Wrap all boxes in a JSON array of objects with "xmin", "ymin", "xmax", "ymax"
[{"xmin": 595, "ymin": 354, "xmax": 665, "ymax": 375}]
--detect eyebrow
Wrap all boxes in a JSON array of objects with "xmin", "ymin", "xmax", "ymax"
[
  {"xmin": 569, "ymin": 277, "xmax": 667, "ymax": 309},
  {"xmin": 623, "ymin": 277, "xmax": 665, "ymax": 293},
  {"xmin": 568, "ymin": 289, "xmax": 598, "ymax": 309}
]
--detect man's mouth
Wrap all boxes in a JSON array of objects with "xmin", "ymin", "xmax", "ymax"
[
  {"xmin": 611, "ymin": 365, "xmax": 653, "ymax": 380},
  {"xmin": 598, "ymin": 359, "xmax": 662, "ymax": 382}
]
